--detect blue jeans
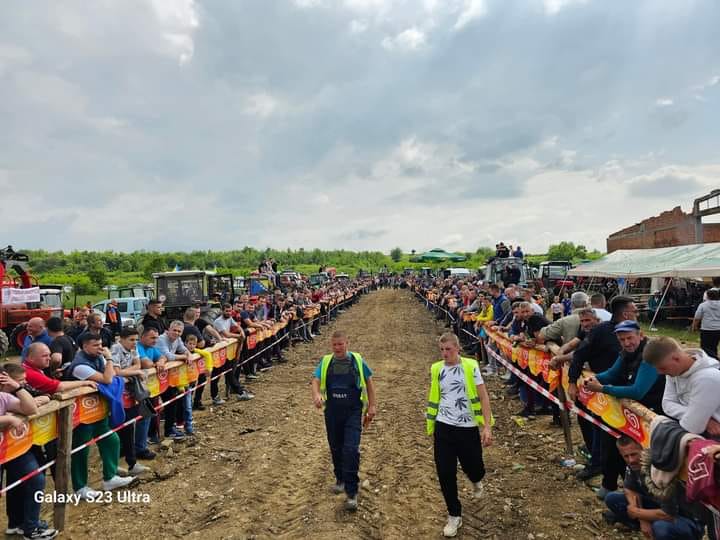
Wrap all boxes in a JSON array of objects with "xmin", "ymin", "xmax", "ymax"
[
  {"xmin": 605, "ymin": 492, "xmax": 704, "ymax": 539},
  {"xmin": 5, "ymin": 451, "xmax": 45, "ymax": 534},
  {"xmin": 324, "ymin": 405, "xmax": 362, "ymax": 497},
  {"xmin": 183, "ymin": 391, "xmax": 193, "ymax": 433},
  {"xmin": 134, "ymin": 416, "xmax": 151, "ymax": 453}
]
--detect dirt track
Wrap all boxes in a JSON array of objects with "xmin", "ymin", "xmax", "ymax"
[{"xmin": 54, "ymin": 290, "xmax": 640, "ymax": 539}]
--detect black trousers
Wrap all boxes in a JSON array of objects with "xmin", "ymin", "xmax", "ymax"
[
  {"xmin": 600, "ymin": 430, "xmax": 626, "ymax": 491},
  {"xmin": 700, "ymin": 329, "xmax": 720, "ymax": 359},
  {"xmin": 433, "ymin": 421, "xmax": 486, "ymax": 517},
  {"xmin": 118, "ymin": 405, "xmax": 138, "ymax": 468}
]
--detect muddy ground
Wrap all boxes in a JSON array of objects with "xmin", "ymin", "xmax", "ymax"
[{"xmin": 21, "ymin": 290, "xmax": 648, "ymax": 539}]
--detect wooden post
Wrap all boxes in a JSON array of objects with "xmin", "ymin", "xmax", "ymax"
[
  {"xmin": 545, "ymin": 343, "xmax": 574, "ymax": 456},
  {"xmin": 54, "ymin": 404, "xmax": 73, "ymax": 531},
  {"xmin": 555, "ymin": 378, "xmax": 575, "ymax": 457}
]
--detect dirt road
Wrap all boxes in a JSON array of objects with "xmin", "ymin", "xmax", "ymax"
[{"xmin": 56, "ymin": 290, "xmax": 638, "ymax": 539}]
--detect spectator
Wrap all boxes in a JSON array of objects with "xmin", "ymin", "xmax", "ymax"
[
  {"xmin": 604, "ymin": 436, "xmax": 704, "ymax": 539},
  {"xmin": 106, "ymin": 299, "xmax": 122, "ymax": 337},
  {"xmin": 156, "ymin": 321, "xmax": 192, "ymax": 440},
  {"xmin": 537, "ymin": 291, "xmax": 589, "ymax": 349},
  {"xmin": 643, "ymin": 336, "xmax": 720, "ymax": 437},
  {"xmin": 550, "ymin": 296, "xmax": 564, "ymax": 321},
  {"xmin": 0, "ymin": 368, "xmax": 58, "ymax": 539},
  {"xmin": 67, "ymin": 334, "xmax": 135, "ymax": 499},
  {"xmin": 140, "ymin": 299, "xmax": 167, "ymax": 334},
  {"xmin": 135, "ymin": 327, "xmax": 166, "ymax": 460},
  {"xmin": 570, "ymin": 296, "xmax": 638, "ymax": 497},
  {"xmin": 562, "ymin": 292, "xmax": 572, "ymax": 316},
  {"xmin": 23, "ymin": 343, "xmax": 97, "ymax": 395},
  {"xmin": 489, "ymin": 284, "xmax": 511, "ymax": 323},
  {"xmin": 214, "ymin": 304, "xmax": 253, "ymax": 401},
  {"xmin": 66, "ymin": 308, "xmax": 89, "ymax": 341},
  {"xmin": 513, "ymin": 245, "xmax": 524, "ymax": 258},
  {"xmin": 110, "ymin": 328, "xmax": 151, "ymax": 476},
  {"xmin": 47, "ymin": 316, "xmax": 76, "ymax": 377},
  {"xmin": 20, "ymin": 317, "xmax": 53, "ymax": 360},
  {"xmin": 77, "ymin": 313, "xmax": 114, "ymax": 349},
  {"xmin": 591, "ymin": 293, "xmax": 612, "ymax": 322},
  {"xmin": 583, "ymin": 321, "xmax": 665, "ymax": 414},
  {"xmin": 692, "ymin": 288, "xmax": 720, "ymax": 359},
  {"xmin": 647, "ymin": 290, "xmax": 663, "ymax": 324}
]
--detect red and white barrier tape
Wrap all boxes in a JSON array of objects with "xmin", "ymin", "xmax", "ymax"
[{"xmin": 1, "ymin": 294, "xmax": 360, "ymax": 495}]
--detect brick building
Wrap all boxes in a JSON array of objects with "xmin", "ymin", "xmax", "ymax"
[{"xmin": 607, "ymin": 202, "xmax": 720, "ymax": 253}]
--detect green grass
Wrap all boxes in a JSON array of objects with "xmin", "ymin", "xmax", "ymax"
[
  {"xmin": 639, "ymin": 321, "xmax": 698, "ymax": 347},
  {"xmin": 63, "ymin": 294, "xmax": 106, "ymax": 309}
]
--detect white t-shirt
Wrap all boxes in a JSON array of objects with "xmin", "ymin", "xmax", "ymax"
[
  {"xmin": 213, "ymin": 316, "xmax": 234, "ymax": 334},
  {"xmin": 436, "ymin": 362, "xmax": 484, "ymax": 428},
  {"xmin": 531, "ymin": 302, "xmax": 544, "ymax": 315},
  {"xmin": 594, "ymin": 308, "xmax": 612, "ymax": 322}
]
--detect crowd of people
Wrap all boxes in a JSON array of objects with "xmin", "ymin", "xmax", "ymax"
[
  {"xmin": 411, "ymin": 267, "xmax": 720, "ymax": 540},
  {"xmin": 0, "ymin": 270, "xmax": 370, "ymax": 539}
]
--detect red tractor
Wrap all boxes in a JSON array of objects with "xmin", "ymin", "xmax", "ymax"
[{"xmin": 0, "ymin": 246, "xmax": 63, "ymax": 355}]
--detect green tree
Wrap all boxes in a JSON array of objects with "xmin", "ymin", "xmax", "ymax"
[
  {"xmin": 390, "ymin": 247, "xmax": 403, "ymax": 262},
  {"xmin": 87, "ymin": 265, "xmax": 107, "ymax": 289},
  {"xmin": 547, "ymin": 241, "xmax": 587, "ymax": 261},
  {"xmin": 142, "ymin": 256, "xmax": 167, "ymax": 278}
]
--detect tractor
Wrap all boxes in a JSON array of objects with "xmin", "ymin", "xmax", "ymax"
[
  {"xmin": 0, "ymin": 246, "xmax": 64, "ymax": 355},
  {"xmin": 153, "ymin": 270, "xmax": 235, "ymax": 322}
]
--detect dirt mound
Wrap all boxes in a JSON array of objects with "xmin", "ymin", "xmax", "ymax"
[{"xmin": 54, "ymin": 290, "xmax": 638, "ymax": 539}]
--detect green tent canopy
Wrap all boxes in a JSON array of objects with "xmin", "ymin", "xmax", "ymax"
[
  {"xmin": 568, "ymin": 242, "xmax": 720, "ymax": 279},
  {"xmin": 413, "ymin": 248, "xmax": 467, "ymax": 263}
]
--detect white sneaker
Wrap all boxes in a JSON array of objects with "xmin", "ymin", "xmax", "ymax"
[
  {"xmin": 76, "ymin": 486, "xmax": 103, "ymax": 501},
  {"xmin": 473, "ymin": 481, "xmax": 484, "ymax": 498},
  {"xmin": 443, "ymin": 516, "xmax": 462, "ymax": 537},
  {"xmin": 128, "ymin": 463, "xmax": 151, "ymax": 475},
  {"xmin": 102, "ymin": 475, "xmax": 135, "ymax": 491}
]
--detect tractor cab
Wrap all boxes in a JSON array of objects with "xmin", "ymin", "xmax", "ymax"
[{"xmin": 153, "ymin": 270, "xmax": 235, "ymax": 321}]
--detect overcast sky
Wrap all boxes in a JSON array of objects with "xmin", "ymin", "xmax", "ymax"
[{"xmin": 1, "ymin": 0, "xmax": 719, "ymax": 254}]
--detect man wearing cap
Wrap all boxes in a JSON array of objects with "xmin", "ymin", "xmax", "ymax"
[{"xmin": 583, "ymin": 321, "xmax": 665, "ymax": 414}]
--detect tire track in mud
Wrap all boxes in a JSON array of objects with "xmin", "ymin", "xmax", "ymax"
[{"xmin": 58, "ymin": 290, "xmax": 631, "ymax": 540}]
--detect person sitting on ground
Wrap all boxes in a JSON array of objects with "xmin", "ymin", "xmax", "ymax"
[
  {"xmin": 67, "ymin": 334, "xmax": 135, "ymax": 500},
  {"xmin": 582, "ymin": 321, "xmax": 665, "ymax": 414},
  {"xmin": 692, "ymin": 287, "xmax": 720, "ymax": 360},
  {"xmin": 110, "ymin": 328, "xmax": 151, "ymax": 476},
  {"xmin": 643, "ymin": 336, "xmax": 720, "ymax": 438},
  {"xmin": 591, "ymin": 293, "xmax": 612, "ymax": 322},
  {"xmin": 20, "ymin": 318, "xmax": 53, "ymax": 360},
  {"xmin": 604, "ymin": 436, "xmax": 705, "ymax": 539},
  {"xmin": 0, "ymin": 367, "xmax": 59, "ymax": 540},
  {"xmin": 77, "ymin": 313, "xmax": 114, "ymax": 349}
]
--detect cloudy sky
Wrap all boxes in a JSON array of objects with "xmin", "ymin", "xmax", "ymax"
[{"xmin": 1, "ymin": 0, "xmax": 719, "ymax": 254}]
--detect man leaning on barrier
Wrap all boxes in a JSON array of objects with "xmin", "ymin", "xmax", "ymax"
[{"xmin": 66, "ymin": 334, "xmax": 135, "ymax": 500}]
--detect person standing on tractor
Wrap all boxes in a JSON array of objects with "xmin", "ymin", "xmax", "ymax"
[
  {"xmin": 427, "ymin": 332, "xmax": 494, "ymax": 538},
  {"xmin": 311, "ymin": 331, "xmax": 377, "ymax": 512}
]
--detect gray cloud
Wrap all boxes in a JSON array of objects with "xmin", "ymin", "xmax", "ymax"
[
  {"xmin": 628, "ymin": 174, "xmax": 703, "ymax": 198},
  {"xmin": 1, "ymin": 0, "xmax": 720, "ymax": 253}
]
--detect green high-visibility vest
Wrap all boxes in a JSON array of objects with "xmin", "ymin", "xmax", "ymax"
[
  {"xmin": 319, "ymin": 352, "xmax": 368, "ymax": 414},
  {"xmin": 426, "ymin": 356, "xmax": 494, "ymax": 435}
]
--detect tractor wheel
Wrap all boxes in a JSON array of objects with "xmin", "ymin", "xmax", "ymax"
[
  {"xmin": 9, "ymin": 323, "xmax": 28, "ymax": 353},
  {"xmin": 0, "ymin": 330, "xmax": 9, "ymax": 357}
]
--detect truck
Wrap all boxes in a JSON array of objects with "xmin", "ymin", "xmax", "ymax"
[
  {"xmin": 485, "ymin": 257, "xmax": 534, "ymax": 288},
  {"xmin": 152, "ymin": 270, "xmax": 235, "ymax": 321},
  {"xmin": 0, "ymin": 246, "xmax": 64, "ymax": 354}
]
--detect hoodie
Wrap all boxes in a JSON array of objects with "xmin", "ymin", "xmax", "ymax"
[
  {"xmin": 695, "ymin": 299, "xmax": 720, "ymax": 331},
  {"xmin": 663, "ymin": 348, "xmax": 720, "ymax": 434}
]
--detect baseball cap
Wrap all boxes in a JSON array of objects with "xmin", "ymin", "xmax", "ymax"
[{"xmin": 614, "ymin": 320, "xmax": 640, "ymax": 333}]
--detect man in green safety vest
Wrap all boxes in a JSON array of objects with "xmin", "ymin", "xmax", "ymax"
[
  {"xmin": 311, "ymin": 330, "xmax": 377, "ymax": 511},
  {"xmin": 427, "ymin": 332, "xmax": 494, "ymax": 538}
]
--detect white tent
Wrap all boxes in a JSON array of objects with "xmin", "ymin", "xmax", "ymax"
[{"xmin": 568, "ymin": 242, "xmax": 720, "ymax": 279}]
